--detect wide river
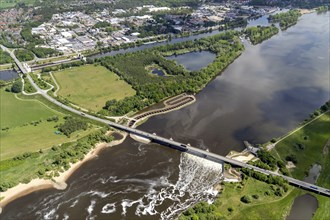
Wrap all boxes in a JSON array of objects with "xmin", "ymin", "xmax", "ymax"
[{"xmin": 2, "ymin": 12, "xmax": 329, "ymax": 220}]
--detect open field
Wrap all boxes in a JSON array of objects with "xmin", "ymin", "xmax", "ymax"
[
  {"xmin": 54, "ymin": 65, "xmax": 135, "ymax": 112},
  {"xmin": 0, "ymin": 0, "xmax": 35, "ymax": 9},
  {"xmin": 0, "ymin": 88, "xmax": 59, "ymax": 129},
  {"xmin": 180, "ymin": 178, "xmax": 300, "ymax": 220},
  {"xmin": 272, "ymin": 112, "xmax": 330, "ymax": 180},
  {"xmin": 0, "ymin": 88, "xmax": 97, "ymax": 160},
  {"xmin": 272, "ymin": 112, "xmax": 330, "ymax": 220}
]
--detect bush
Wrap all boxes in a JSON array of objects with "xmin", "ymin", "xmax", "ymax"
[
  {"xmin": 240, "ymin": 195, "xmax": 252, "ymax": 203},
  {"xmin": 285, "ymin": 154, "xmax": 298, "ymax": 164},
  {"xmin": 252, "ymin": 194, "xmax": 259, "ymax": 199},
  {"xmin": 11, "ymin": 80, "xmax": 22, "ymax": 93}
]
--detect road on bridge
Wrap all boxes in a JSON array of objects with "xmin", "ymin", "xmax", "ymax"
[{"xmin": 5, "ymin": 44, "xmax": 330, "ymax": 197}]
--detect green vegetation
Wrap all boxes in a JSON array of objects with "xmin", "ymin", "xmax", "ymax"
[
  {"xmin": 0, "ymin": 88, "xmax": 96, "ymax": 160},
  {"xmin": 58, "ymin": 116, "xmax": 88, "ymax": 137},
  {"xmin": 14, "ymin": 49, "xmax": 34, "ymax": 62},
  {"xmin": 0, "ymin": 0, "xmax": 35, "ymax": 9},
  {"xmin": 23, "ymin": 76, "xmax": 37, "ymax": 93},
  {"xmin": 316, "ymin": 6, "xmax": 328, "ymax": 14},
  {"xmin": 272, "ymin": 111, "xmax": 330, "ymax": 220},
  {"xmin": 101, "ymin": 31, "xmax": 244, "ymax": 116},
  {"xmin": 54, "ymin": 64, "xmax": 136, "ymax": 112},
  {"xmin": 10, "ymin": 80, "xmax": 22, "ymax": 93},
  {"xmin": 180, "ymin": 105, "xmax": 330, "ymax": 219},
  {"xmin": 29, "ymin": 73, "xmax": 51, "ymax": 90},
  {"xmin": 31, "ymin": 47, "xmax": 62, "ymax": 58},
  {"xmin": 0, "ymin": 49, "xmax": 13, "ymax": 64},
  {"xmin": 0, "ymin": 128, "xmax": 113, "ymax": 191},
  {"xmin": 244, "ymin": 25, "xmax": 279, "ymax": 45},
  {"xmin": 180, "ymin": 178, "xmax": 299, "ymax": 220},
  {"xmin": 268, "ymin": 10, "xmax": 302, "ymax": 30},
  {"xmin": 273, "ymin": 112, "xmax": 330, "ymax": 179}
]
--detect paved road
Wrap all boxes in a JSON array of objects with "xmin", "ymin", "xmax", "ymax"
[{"xmin": 6, "ymin": 44, "xmax": 330, "ymax": 197}]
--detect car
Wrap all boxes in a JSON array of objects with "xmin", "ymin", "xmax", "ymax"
[{"xmin": 81, "ymin": 113, "xmax": 85, "ymax": 116}]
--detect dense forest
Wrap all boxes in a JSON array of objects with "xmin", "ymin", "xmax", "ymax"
[
  {"xmin": 268, "ymin": 10, "xmax": 301, "ymax": 30},
  {"xmin": 244, "ymin": 25, "xmax": 279, "ymax": 45},
  {"xmin": 14, "ymin": 49, "xmax": 35, "ymax": 62},
  {"xmin": 0, "ymin": 48, "xmax": 13, "ymax": 64},
  {"xmin": 99, "ymin": 31, "xmax": 244, "ymax": 116}
]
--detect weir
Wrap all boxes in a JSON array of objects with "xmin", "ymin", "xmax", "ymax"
[{"xmin": 6, "ymin": 43, "xmax": 330, "ymax": 198}]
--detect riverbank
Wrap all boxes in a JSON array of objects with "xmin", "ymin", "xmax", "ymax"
[{"xmin": 0, "ymin": 131, "xmax": 127, "ymax": 213}]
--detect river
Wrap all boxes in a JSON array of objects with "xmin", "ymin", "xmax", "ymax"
[{"xmin": 1, "ymin": 12, "xmax": 329, "ymax": 219}]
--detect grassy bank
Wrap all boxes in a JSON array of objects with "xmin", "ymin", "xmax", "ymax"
[
  {"xmin": 180, "ymin": 110, "xmax": 330, "ymax": 219},
  {"xmin": 53, "ymin": 64, "xmax": 136, "ymax": 112},
  {"xmin": 180, "ymin": 178, "xmax": 301, "ymax": 220},
  {"xmin": 272, "ymin": 112, "xmax": 330, "ymax": 180},
  {"xmin": 0, "ymin": 88, "xmax": 97, "ymax": 160}
]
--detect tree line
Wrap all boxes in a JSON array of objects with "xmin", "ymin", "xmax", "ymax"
[
  {"xmin": 268, "ymin": 10, "xmax": 301, "ymax": 30},
  {"xmin": 99, "ymin": 31, "xmax": 244, "ymax": 116},
  {"xmin": 244, "ymin": 25, "xmax": 279, "ymax": 45}
]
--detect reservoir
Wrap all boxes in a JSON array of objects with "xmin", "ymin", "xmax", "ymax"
[
  {"xmin": 167, "ymin": 51, "xmax": 216, "ymax": 71},
  {"xmin": 1, "ymin": 12, "xmax": 329, "ymax": 220}
]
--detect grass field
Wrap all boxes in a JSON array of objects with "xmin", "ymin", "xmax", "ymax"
[
  {"xmin": 272, "ymin": 112, "xmax": 330, "ymax": 180},
  {"xmin": 0, "ymin": 88, "xmax": 96, "ymax": 160},
  {"xmin": 0, "ymin": 88, "xmax": 59, "ymax": 129},
  {"xmin": 272, "ymin": 112, "xmax": 330, "ymax": 220},
  {"xmin": 54, "ymin": 65, "xmax": 136, "ymax": 112},
  {"xmin": 216, "ymin": 179, "xmax": 299, "ymax": 219},
  {"xmin": 0, "ymin": 0, "xmax": 35, "ymax": 9}
]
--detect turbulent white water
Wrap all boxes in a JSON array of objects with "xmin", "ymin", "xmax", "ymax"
[
  {"xmin": 34, "ymin": 152, "xmax": 223, "ymax": 220},
  {"xmin": 118, "ymin": 153, "xmax": 223, "ymax": 219}
]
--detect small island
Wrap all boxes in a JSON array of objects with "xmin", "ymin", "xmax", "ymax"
[
  {"xmin": 244, "ymin": 25, "xmax": 279, "ymax": 45},
  {"xmin": 268, "ymin": 10, "xmax": 302, "ymax": 30}
]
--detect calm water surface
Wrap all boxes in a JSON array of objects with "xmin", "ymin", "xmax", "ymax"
[
  {"xmin": 167, "ymin": 51, "xmax": 216, "ymax": 71},
  {"xmin": 1, "ymin": 12, "xmax": 329, "ymax": 220},
  {"xmin": 0, "ymin": 70, "xmax": 18, "ymax": 81}
]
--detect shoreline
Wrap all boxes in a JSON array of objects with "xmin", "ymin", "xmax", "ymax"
[{"xmin": 0, "ymin": 131, "xmax": 127, "ymax": 214}]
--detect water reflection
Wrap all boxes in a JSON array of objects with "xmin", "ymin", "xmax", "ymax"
[
  {"xmin": 167, "ymin": 51, "xmax": 216, "ymax": 71},
  {"xmin": 1, "ymin": 12, "xmax": 329, "ymax": 220},
  {"xmin": 0, "ymin": 70, "xmax": 18, "ymax": 81}
]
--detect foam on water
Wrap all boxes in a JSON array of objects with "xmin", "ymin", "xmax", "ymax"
[
  {"xmin": 119, "ymin": 153, "xmax": 223, "ymax": 219},
  {"xmin": 32, "ymin": 152, "xmax": 222, "ymax": 220}
]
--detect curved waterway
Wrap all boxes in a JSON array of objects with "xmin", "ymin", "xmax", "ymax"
[{"xmin": 1, "ymin": 12, "xmax": 329, "ymax": 219}]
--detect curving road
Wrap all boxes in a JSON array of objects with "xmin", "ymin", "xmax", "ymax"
[{"xmin": 5, "ymin": 44, "xmax": 330, "ymax": 197}]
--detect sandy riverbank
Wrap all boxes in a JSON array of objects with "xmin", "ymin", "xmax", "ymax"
[{"xmin": 0, "ymin": 132, "xmax": 127, "ymax": 213}]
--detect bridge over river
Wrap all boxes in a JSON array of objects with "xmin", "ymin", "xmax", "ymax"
[{"xmin": 5, "ymin": 44, "xmax": 330, "ymax": 198}]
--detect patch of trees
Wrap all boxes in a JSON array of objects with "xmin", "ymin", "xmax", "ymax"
[
  {"xmin": 316, "ymin": 6, "xmax": 328, "ymax": 14},
  {"xmin": 268, "ymin": 10, "xmax": 301, "ymax": 30},
  {"xmin": 20, "ymin": 27, "xmax": 44, "ymax": 45},
  {"xmin": 31, "ymin": 47, "xmax": 62, "ymax": 58},
  {"xmin": 179, "ymin": 201, "xmax": 224, "ymax": 220},
  {"xmin": 0, "ymin": 49, "xmax": 13, "ymax": 64},
  {"xmin": 244, "ymin": 25, "xmax": 279, "ymax": 45},
  {"xmin": 0, "ymin": 33, "xmax": 20, "ymax": 48},
  {"xmin": 41, "ymin": 60, "xmax": 86, "ymax": 73},
  {"xmin": 14, "ymin": 49, "xmax": 34, "ymax": 62},
  {"xmin": 101, "ymin": 31, "xmax": 244, "ymax": 115},
  {"xmin": 241, "ymin": 168, "xmax": 289, "ymax": 195},
  {"xmin": 58, "ymin": 116, "xmax": 88, "ymax": 137},
  {"xmin": 10, "ymin": 80, "xmax": 22, "ymax": 93}
]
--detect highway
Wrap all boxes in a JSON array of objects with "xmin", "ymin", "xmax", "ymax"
[{"xmin": 5, "ymin": 45, "xmax": 330, "ymax": 197}]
